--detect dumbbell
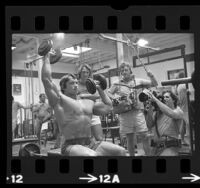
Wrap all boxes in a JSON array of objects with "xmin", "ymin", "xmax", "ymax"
[
  {"xmin": 86, "ymin": 74, "xmax": 107, "ymax": 94},
  {"xmin": 38, "ymin": 40, "xmax": 62, "ymax": 64},
  {"xmin": 18, "ymin": 143, "xmax": 45, "ymax": 157}
]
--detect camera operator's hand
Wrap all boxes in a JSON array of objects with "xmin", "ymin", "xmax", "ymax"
[
  {"xmin": 143, "ymin": 89, "xmax": 156, "ymax": 101},
  {"xmin": 146, "ymin": 70, "xmax": 154, "ymax": 78}
]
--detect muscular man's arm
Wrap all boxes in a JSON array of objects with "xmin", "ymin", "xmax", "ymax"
[
  {"xmin": 93, "ymin": 87, "xmax": 113, "ymax": 115},
  {"xmin": 139, "ymin": 71, "xmax": 158, "ymax": 87},
  {"xmin": 41, "ymin": 54, "xmax": 60, "ymax": 107},
  {"xmin": 79, "ymin": 93, "xmax": 100, "ymax": 101}
]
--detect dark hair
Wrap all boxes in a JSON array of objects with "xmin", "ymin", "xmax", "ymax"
[
  {"xmin": 77, "ymin": 64, "xmax": 92, "ymax": 79},
  {"xmin": 12, "ymin": 96, "xmax": 14, "ymax": 101},
  {"xmin": 59, "ymin": 73, "xmax": 77, "ymax": 94},
  {"xmin": 162, "ymin": 90, "xmax": 178, "ymax": 108},
  {"xmin": 119, "ymin": 62, "xmax": 133, "ymax": 74}
]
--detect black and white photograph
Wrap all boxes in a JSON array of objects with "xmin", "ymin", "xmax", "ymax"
[{"xmin": 11, "ymin": 33, "xmax": 195, "ymax": 157}]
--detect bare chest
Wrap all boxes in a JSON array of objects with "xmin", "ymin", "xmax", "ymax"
[{"xmin": 54, "ymin": 99, "xmax": 94, "ymax": 124}]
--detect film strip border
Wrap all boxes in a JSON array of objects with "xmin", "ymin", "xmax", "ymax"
[
  {"xmin": 7, "ymin": 157, "xmax": 198, "ymax": 183},
  {"xmin": 6, "ymin": 6, "xmax": 200, "ymax": 32},
  {"xmin": 10, "ymin": 15, "xmax": 190, "ymax": 31},
  {"xmin": 6, "ymin": 6, "xmax": 200, "ymax": 184},
  {"xmin": 7, "ymin": 158, "xmax": 198, "ymax": 183}
]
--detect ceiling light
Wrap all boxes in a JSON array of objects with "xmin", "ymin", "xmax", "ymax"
[
  {"xmin": 62, "ymin": 46, "xmax": 92, "ymax": 54},
  {"xmin": 55, "ymin": 33, "xmax": 65, "ymax": 39},
  {"xmin": 62, "ymin": 53, "xmax": 79, "ymax": 58},
  {"xmin": 137, "ymin": 39, "xmax": 148, "ymax": 47}
]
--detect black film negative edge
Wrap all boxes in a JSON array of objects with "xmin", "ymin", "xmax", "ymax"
[{"xmin": 5, "ymin": 5, "xmax": 200, "ymax": 184}]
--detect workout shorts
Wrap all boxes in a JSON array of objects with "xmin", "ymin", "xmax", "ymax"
[
  {"xmin": 119, "ymin": 109, "xmax": 148, "ymax": 135},
  {"xmin": 61, "ymin": 137, "xmax": 102, "ymax": 156},
  {"xmin": 90, "ymin": 115, "xmax": 101, "ymax": 127}
]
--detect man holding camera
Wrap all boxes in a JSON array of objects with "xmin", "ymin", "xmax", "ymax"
[
  {"xmin": 144, "ymin": 90, "xmax": 184, "ymax": 156},
  {"xmin": 108, "ymin": 62, "xmax": 158, "ymax": 156}
]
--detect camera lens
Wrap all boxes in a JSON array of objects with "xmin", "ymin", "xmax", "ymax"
[{"xmin": 139, "ymin": 92, "xmax": 149, "ymax": 102}]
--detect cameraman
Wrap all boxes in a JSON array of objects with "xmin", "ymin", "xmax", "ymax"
[
  {"xmin": 144, "ymin": 89, "xmax": 184, "ymax": 156},
  {"xmin": 108, "ymin": 62, "xmax": 158, "ymax": 156}
]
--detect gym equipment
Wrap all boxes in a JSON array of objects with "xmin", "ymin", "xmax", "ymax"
[
  {"xmin": 38, "ymin": 40, "xmax": 62, "ymax": 64},
  {"xmin": 161, "ymin": 77, "xmax": 191, "ymax": 86},
  {"xmin": 47, "ymin": 148, "xmax": 62, "ymax": 156},
  {"xmin": 38, "ymin": 40, "xmax": 53, "ymax": 56},
  {"xmin": 23, "ymin": 60, "xmax": 35, "ymax": 137},
  {"xmin": 99, "ymin": 33, "xmax": 160, "ymax": 74},
  {"xmin": 86, "ymin": 74, "xmax": 107, "ymax": 94},
  {"xmin": 99, "ymin": 33, "xmax": 160, "ymax": 51},
  {"xmin": 49, "ymin": 48, "xmax": 62, "ymax": 64},
  {"xmin": 18, "ymin": 143, "xmax": 41, "ymax": 156},
  {"xmin": 113, "ymin": 83, "xmax": 143, "ymax": 89},
  {"xmin": 101, "ymin": 113, "xmax": 120, "ymax": 143}
]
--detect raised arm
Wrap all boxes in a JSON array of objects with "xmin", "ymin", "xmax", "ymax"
[
  {"xmin": 145, "ymin": 90, "xmax": 184, "ymax": 119},
  {"xmin": 79, "ymin": 92, "xmax": 100, "ymax": 101},
  {"xmin": 93, "ymin": 86, "xmax": 113, "ymax": 116},
  {"xmin": 41, "ymin": 54, "xmax": 60, "ymax": 107},
  {"xmin": 139, "ymin": 70, "xmax": 158, "ymax": 88}
]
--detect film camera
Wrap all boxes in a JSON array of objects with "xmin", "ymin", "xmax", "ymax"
[
  {"xmin": 138, "ymin": 90, "xmax": 164, "ymax": 111},
  {"xmin": 112, "ymin": 92, "xmax": 136, "ymax": 114}
]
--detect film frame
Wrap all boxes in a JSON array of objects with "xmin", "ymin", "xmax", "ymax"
[{"xmin": 5, "ymin": 4, "xmax": 200, "ymax": 184}]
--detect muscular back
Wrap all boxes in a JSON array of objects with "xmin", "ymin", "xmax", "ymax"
[{"xmin": 53, "ymin": 93, "xmax": 95, "ymax": 140}]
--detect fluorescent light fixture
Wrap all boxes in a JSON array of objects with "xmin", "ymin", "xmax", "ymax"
[
  {"xmin": 62, "ymin": 53, "xmax": 79, "ymax": 58},
  {"xmin": 137, "ymin": 39, "xmax": 148, "ymax": 47},
  {"xmin": 55, "ymin": 33, "xmax": 65, "ymax": 39},
  {"xmin": 62, "ymin": 46, "xmax": 92, "ymax": 55}
]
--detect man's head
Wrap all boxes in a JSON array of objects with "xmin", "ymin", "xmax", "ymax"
[
  {"xmin": 162, "ymin": 90, "xmax": 178, "ymax": 109},
  {"xmin": 119, "ymin": 62, "xmax": 133, "ymax": 80},
  {"xmin": 59, "ymin": 73, "xmax": 78, "ymax": 95},
  {"xmin": 77, "ymin": 64, "xmax": 92, "ymax": 81},
  {"xmin": 39, "ymin": 93, "xmax": 46, "ymax": 103}
]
